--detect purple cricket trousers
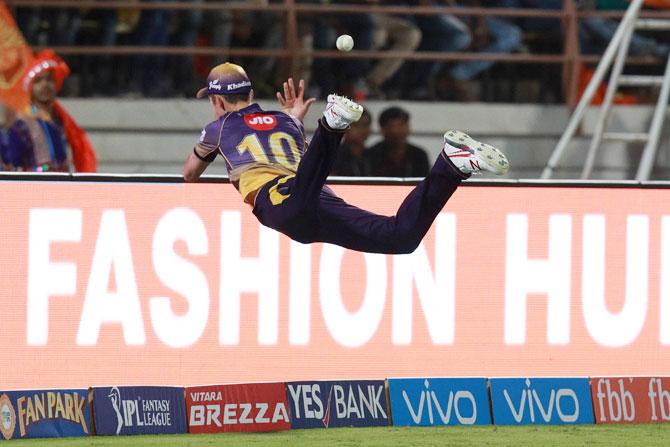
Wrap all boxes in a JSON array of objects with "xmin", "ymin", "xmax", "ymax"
[{"xmin": 252, "ymin": 119, "xmax": 467, "ymax": 254}]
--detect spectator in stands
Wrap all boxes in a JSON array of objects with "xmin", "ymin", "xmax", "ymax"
[
  {"xmin": 228, "ymin": 1, "xmax": 284, "ymax": 97},
  {"xmin": 399, "ymin": 0, "xmax": 472, "ymax": 100},
  {"xmin": 578, "ymin": 0, "xmax": 669, "ymax": 59},
  {"xmin": 368, "ymin": 106, "xmax": 430, "ymax": 177},
  {"xmin": 302, "ymin": 0, "xmax": 376, "ymax": 98},
  {"xmin": 129, "ymin": 0, "xmax": 176, "ymax": 96},
  {"xmin": 515, "ymin": 0, "xmax": 669, "ymax": 59},
  {"xmin": 15, "ymin": 3, "xmax": 81, "ymax": 47},
  {"xmin": 429, "ymin": 0, "xmax": 523, "ymax": 101},
  {"xmin": 4, "ymin": 52, "xmax": 96, "ymax": 172},
  {"xmin": 332, "ymin": 108, "xmax": 373, "ymax": 176},
  {"xmin": 78, "ymin": 1, "xmax": 121, "ymax": 96},
  {"xmin": 166, "ymin": 0, "xmax": 275, "ymax": 97},
  {"xmin": 361, "ymin": 0, "xmax": 422, "ymax": 99},
  {"xmin": 455, "ymin": 1, "xmax": 523, "ymax": 85},
  {"xmin": 299, "ymin": 0, "xmax": 421, "ymax": 99}
]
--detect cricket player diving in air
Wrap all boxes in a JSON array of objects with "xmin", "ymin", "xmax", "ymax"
[{"xmin": 182, "ymin": 63, "xmax": 509, "ymax": 254}]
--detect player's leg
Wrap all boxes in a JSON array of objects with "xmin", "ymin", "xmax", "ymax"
[
  {"xmin": 288, "ymin": 94, "xmax": 363, "ymax": 208},
  {"xmin": 260, "ymin": 94, "xmax": 362, "ymax": 220},
  {"xmin": 312, "ymin": 131, "xmax": 509, "ymax": 254},
  {"xmin": 251, "ymin": 95, "xmax": 363, "ymax": 241},
  {"xmin": 312, "ymin": 156, "xmax": 464, "ymax": 254}
]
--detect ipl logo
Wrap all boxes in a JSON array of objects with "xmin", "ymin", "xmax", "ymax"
[
  {"xmin": 108, "ymin": 387, "xmax": 124, "ymax": 435},
  {"xmin": 0, "ymin": 394, "xmax": 16, "ymax": 440}
]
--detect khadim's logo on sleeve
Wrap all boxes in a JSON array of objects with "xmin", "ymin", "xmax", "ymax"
[{"xmin": 0, "ymin": 394, "xmax": 16, "ymax": 440}]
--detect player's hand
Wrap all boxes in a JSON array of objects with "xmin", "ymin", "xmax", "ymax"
[{"xmin": 276, "ymin": 78, "xmax": 316, "ymax": 122}]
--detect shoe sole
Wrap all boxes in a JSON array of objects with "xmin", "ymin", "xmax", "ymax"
[
  {"xmin": 444, "ymin": 130, "xmax": 509, "ymax": 175},
  {"xmin": 329, "ymin": 95, "xmax": 364, "ymax": 122}
]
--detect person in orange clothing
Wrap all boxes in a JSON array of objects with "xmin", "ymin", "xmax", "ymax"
[{"xmin": 3, "ymin": 51, "xmax": 97, "ymax": 172}]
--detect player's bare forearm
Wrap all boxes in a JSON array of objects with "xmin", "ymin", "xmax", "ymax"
[
  {"xmin": 182, "ymin": 151, "xmax": 209, "ymax": 182},
  {"xmin": 276, "ymin": 78, "xmax": 316, "ymax": 122}
]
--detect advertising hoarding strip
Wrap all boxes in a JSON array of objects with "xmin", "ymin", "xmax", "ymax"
[
  {"xmin": 590, "ymin": 377, "xmax": 670, "ymax": 424},
  {"xmin": 285, "ymin": 380, "xmax": 389, "ymax": 429},
  {"xmin": 7, "ymin": 377, "xmax": 670, "ymax": 439},
  {"xmin": 387, "ymin": 378, "xmax": 491, "ymax": 426},
  {"xmin": 0, "ymin": 389, "xmax": 91, "ymax": 440},
  {"xmin": 91, "ymin": 386, "xmax": 187, "ymax": 436},
  {"xmin": 489, "ymin": 378, "xmax": 595, "ymax": 425},
  {"xmin": 185, "ymin": 382, "xmax": 291, "ymax": 434}
]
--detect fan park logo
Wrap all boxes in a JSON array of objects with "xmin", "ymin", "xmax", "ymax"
[{"xmin": 0, "ymin": 394, "xmax": 16, "ymax": 440}]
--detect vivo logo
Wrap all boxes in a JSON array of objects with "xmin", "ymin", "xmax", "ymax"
[
  {"xmin": 503, "ymin": 379, "xmax": 579, "ymax": 423},
  {"xmin": 402, "ymin": 379, "xmax": 477, "ymax": 425}
]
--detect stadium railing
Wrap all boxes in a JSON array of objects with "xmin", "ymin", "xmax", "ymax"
[
  {"xmin": 5, "ymin": 0, "xmax": 670, "ymax": 107},
  {"xmin": 2, "ymin": 171, "xmax": 670, "ymax": 189}
]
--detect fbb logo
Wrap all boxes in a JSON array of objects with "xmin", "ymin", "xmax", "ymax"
[
  {"xmin": 244, "ymin": 114, "xmax": 277, "ymax": 131},
  {"xmin": 591, "ymin": 377, "xmax": 670, "ymax": 424},
  {"xmin": 593, "ymin": 379, "xmax": 636, "ymax": 423}
]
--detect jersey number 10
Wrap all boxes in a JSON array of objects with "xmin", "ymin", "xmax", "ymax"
[{"xmin": 236, "ymin": 132, "xmax": 301, "ymax": 170}]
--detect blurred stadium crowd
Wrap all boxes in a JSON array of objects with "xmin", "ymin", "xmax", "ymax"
[{"xmin": 8, "ymin": 0, "xmax": 668, "ymax": 102}]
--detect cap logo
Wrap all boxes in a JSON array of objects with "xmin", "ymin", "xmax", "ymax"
[
  {"xmin": 208, "ymin": 80, "xmax": 222, "ymax": 91},
  {"xmin": 227, "ymin": 80, "xmax": 251, "ymax": 91}
]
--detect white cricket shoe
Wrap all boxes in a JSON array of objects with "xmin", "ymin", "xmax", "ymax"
[
  {"xmin": 323, "ymin": 94, "xmax": 363, "ymax": 130},
  {"xmin": 442, "ymin": 130, "xmax": 509, "ymax": 175}
]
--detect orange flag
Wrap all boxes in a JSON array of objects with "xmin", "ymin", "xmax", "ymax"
[{"xmin": 0, "ymin": 2, "xmax": 33, "ymax": 112}]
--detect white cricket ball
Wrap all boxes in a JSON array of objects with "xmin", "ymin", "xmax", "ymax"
[{"xmin": 336, "ymin": 34, "xmax": 354, "ymax": 52}]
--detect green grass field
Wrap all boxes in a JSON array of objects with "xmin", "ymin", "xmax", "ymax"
[{"xmin": 12, "ymin": 425, "xmax": 670, "ymax": 447}]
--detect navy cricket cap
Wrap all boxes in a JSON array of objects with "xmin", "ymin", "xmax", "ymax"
[{"xmin": 196, "ymin": 62, "xmax": 252, "ymax": 98}]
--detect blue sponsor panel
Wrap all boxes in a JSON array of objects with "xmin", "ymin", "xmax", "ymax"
[
  {"xmin": 0, "ymin": 389, "xmax": 91, "ymax": 440},
  {"xmin": 92, "ymin": 386, "xmax": 186, "ymax": 435},
  {"xmin": 285, "ymin": 380, "xmax": 389, "ymax": 429},
  {"xmin": 490, "ymin": 378, "xmax": 594, "ymax": 425},
  {"xmin": 388, "ymin": 378, "xmax": 491, "ymax": 426}
]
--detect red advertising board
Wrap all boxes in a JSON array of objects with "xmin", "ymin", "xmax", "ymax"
[
  {"xmin": 185, "ymin": 382, "xmax": 290, "ymax": 433},
  {"xmin": 590, "ymin": 377, "xmax": 670, "ymax": 423}
]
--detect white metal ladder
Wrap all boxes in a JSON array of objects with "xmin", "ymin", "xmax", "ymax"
[{"xmin": 542, "ymin": 0, "xmax": 670, "ymax": 180}]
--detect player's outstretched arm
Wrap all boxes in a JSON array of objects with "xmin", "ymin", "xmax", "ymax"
[
  {"xmin": 276, "ymin": 78, "xmax": 316, "ymax": 122},
  {"xmin": 182, "ymin": 151, "xmax": 209, "ymax": 182}
]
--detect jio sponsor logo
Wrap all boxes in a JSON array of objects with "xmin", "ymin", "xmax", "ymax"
[{"xmin": 244, "ymin": 114, "xmax": 277, "ymax": 131}]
